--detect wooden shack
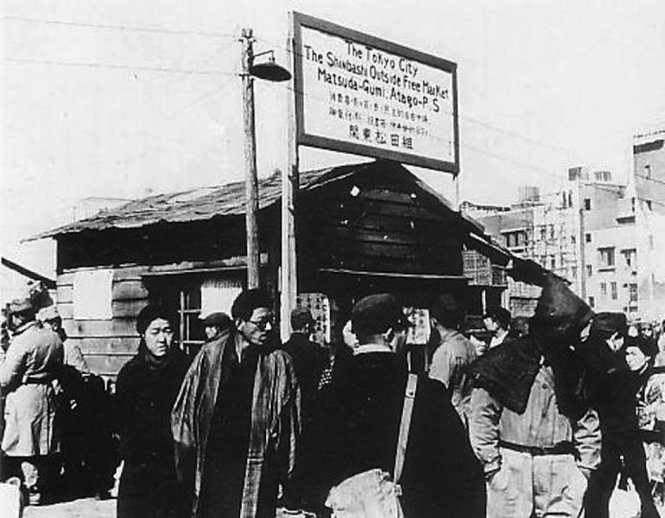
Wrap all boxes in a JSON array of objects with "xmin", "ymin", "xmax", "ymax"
[{"xmin": 33, "ymin": 160, "xmax": 520, "ymax": 378}]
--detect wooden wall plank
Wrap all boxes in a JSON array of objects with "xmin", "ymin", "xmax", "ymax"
[
  {"xmin": 85, "ymin": 355, "xmax": 135, "ymax": 378},
  {"xmin": 113, "ymin": 299, "xmax": 148, "ymax": 318},
  {"xmin": 113, "ymin": 279, "xmax": 149, "ymax": 300},
  {"xmin": 63, "ymin": 319, "xmax": 138, "ymax": 338},
  {"xmin": 71, "ymin": 337, "xmax": 138, "ymax": 355}
]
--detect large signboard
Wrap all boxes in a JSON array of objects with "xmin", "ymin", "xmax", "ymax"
[{"xmin": 292, "ymin": 12, "xmax": 459, "ymax": 174}]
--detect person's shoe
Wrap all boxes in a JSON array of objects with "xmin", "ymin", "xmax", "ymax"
[{"xmin": 28, "ymin": 492, "xmax": 42, "ymax": 506}]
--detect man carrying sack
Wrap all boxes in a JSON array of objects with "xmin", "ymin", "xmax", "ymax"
[
  {"xmin": 469, "ymin": 276, "xmax": 601, "ymax": 518},
  {"xmin": 311, "ymin": 293, "xmax": 485, "ymax": 517}
]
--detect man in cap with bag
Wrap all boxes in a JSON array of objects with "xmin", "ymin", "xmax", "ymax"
[
  {"xmin": 313, "ymin": 293, "xmax": 485, "ymax": 518},
  {"xmin": 469, "ymin": 276, "xmax": 601, "ymax": 518},
  {"xmin": 0, "ymin": 297, "xmax": 63, "ymax": 505},
  {"xmin": 579, "ymin": 312, "xmax": 660, "ymax": 518}
]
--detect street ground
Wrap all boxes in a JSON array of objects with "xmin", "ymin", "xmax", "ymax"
[
  {"xmin": 23, "ymin": 497, "xmax": 115, "ymax": 518},
  {"xmin": 16, "ymin": 496, "xmax": 665, "ymax": 517},
  {"xmin": 21, "ymin": 500, "xmax": 311, "ymax": 518}
]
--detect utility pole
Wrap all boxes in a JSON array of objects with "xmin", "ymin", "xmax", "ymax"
[
  {"xmin": 578, "ymin": 205, "xmax": 587, "ymax": 300},
  {"xmin": 241, "ymin": 28, "xmax": 260, "ymax": 289}
]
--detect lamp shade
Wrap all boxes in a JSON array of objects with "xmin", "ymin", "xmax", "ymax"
[{"xmin": 250, "ymin": 58, "xmax": 291, "ymax": 82}]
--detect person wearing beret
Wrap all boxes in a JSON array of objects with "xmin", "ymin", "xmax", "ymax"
[
  {"xmin": 115, "ymin": 305, "xmax": 190, "ymax": 518},
  {"xmin": 0, "ymin": 297, "xmax": 63, "ymax": 505},
  {"xmin": 579, "ymin": 312, "xmax": 659, "ymax": 518},
  {"xmin": 311, "ymin": 293, "xmax": 486, "ymax": 517},
  {"xmin": 469, "ymin": 276, "xmax": 601, "ymax": 518}
]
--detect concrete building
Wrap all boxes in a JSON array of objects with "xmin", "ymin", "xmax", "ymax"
[
  {"xmin": 469, "ymin": 166, "xmax": 639, "ymax": 317},
  {"xmin": 470, "ymin": 126, "xmax": 665, "ymax": 323}
]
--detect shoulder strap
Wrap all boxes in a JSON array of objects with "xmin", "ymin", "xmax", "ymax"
[{"xmin": 394, "ymin": 373, "xmax": 418, "ymax": 483}]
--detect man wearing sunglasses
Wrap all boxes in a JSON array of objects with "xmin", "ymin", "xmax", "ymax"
[{"xmin": 172, "ymin": 289, "xmax": 300, "ymax": 518}]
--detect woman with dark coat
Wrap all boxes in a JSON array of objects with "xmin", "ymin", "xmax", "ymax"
[{"xmin": 115, "ymin": 305, "xmax": 190, "ymax": 518}]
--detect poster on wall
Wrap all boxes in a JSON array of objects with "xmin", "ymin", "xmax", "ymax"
[
  {"xmin": 297, "ymin": 292, "xmax": 331, "ymax": 345},
  {"xmin": 73, "ymin": 269, "xmax": 113, "ymax": 320},
  {"xmin": 292, "ymin": 11, "xmax": 459, "ymax": 174}
]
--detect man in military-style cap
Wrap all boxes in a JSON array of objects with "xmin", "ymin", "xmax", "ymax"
[
  {"xmin": 0, "ymin": 297, "xmax": 63, "ymax": 505},
  {"xmin": 469, "ymin": 275, "xmax": 601, "ymax": 518},
  {"xmin": 580, "ymin": 312, "xmax": 660, "ymax": 518}
]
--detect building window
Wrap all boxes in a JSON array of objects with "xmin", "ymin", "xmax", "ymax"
[
  {"xmin": 550, "ymin": 256, "xmax": 556, "ymax": 269},
  {"xmin": 645, "ymin": 164, "xmax": 652, "ymax": 179},
  {"xmin": 629, "ymin": 283, "xmax": 638, "ymax": 303},
  {"xmin": 588, "ymin": 296, "xmax": 595, "ymax": 308},
  {"xmin": 595, "ymin": 171, "xmax": 611, "ymax": 182},
  {"xmin": 571, "ymin": 266, "xmax": 577, "ymax": 279},
  {"xmin": 176, "ymin": 285, "xmax": 205, "ymax": 355},
  {"xmin": 585, "ymin": 233, "xmax": 592, "ymax": 243},
  {"xmin": 584, "ymin": 198, "xmax": 591, "ymax": 210},
  {"xmin": 571, "ymin": 235, "xmax": 576, "ymax": 245},
  {"xmin": 646, "ymin": 200, "xmax": 653, "ymax": 210},
  {"xmin": 600, "ymin": 282, "xmax": 607, "ymax": 297},
  {"xmin": 611, "ymin": 282, "xmax": 618, "ymax": 300},
  {"xmin": 621, "ymin": 248, "xmax": 636, "ymax": 269},
  {"xmin": 504, "ymin": 230, "xmax": 526, "ymax": 248},
  {"xmin": 598, "ymin": 247, "xmax": 615, "ymax": 269},
  {"xmin": 586, "ymin": 265, "xmax": 593, "ymax": 277}
]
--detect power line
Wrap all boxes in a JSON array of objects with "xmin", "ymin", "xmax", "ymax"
[
  {"xmin": 5, "ymin": 56, "xmax": 237, "ymax": 76},
  {"xmin": 4, "ymin": 15, "xmax": 235, "ymax": 39},
  {"xmin": 253, "ymin": 34, "xmax": 577, "ymax": 157}
]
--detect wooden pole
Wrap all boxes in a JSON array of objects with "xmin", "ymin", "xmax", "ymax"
[
  {"xmin": 280, "ymin": 16, "xmax": 299, "ymax": 342},
  {"xmin": 241, "ymin": 28, "xmax": 260, "ymax": 289}
]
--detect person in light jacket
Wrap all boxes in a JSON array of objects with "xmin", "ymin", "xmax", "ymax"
[
  {"xmin": 469, "ymin": 276, "xmax": 601, "ymax": 518},
  {"xmin": 0, "ymin": 297, "xmax": 63, "ymax": 505}
]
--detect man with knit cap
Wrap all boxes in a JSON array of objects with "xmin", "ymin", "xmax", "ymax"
[
  {"xmin": 469, "ymin": 276, "xmax": 601, "ymax": 518},
  {"xmin": 580, "ymin": 312, "xmax": 659, "ymax": 518}
]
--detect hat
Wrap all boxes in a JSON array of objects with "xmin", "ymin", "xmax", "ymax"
[
  {"xmin": 351, "ymin": 293, "xmax": 407, "ymax": 337},
  {"xmin": 37, "ymin": 305, "xmax": 60, "ymax": 322},
  {"xmin": 291, "ymin": 306, "xmax": 314, "ymax": 330},
  {"xmin": 8, "ymin": 297, "xmax": 33, "ymax": 315},
  {"xmin": 202, "ymin": 312, "xmax": 233, "ymax": 330},
  {"xmin": 590, "ymin": 312, "xmax": 627, "ymax": 337}
]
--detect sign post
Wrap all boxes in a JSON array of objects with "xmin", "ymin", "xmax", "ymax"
[{"xmin": 281, "ymin": 14, "xmax": 300, "ymax": 341}]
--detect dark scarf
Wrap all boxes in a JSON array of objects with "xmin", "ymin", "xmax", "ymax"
[
  {"xmin": 470, "ymin": 332, "xmax": 588, "ymax": 420},
  {"xmin": 137, "ymin": 338, "xmax": 180, "ymax": 371}
]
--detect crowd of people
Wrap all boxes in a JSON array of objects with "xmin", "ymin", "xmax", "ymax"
[{"xmin": 1, "ymin": 277, "xmax": 664, "ymax": 518}]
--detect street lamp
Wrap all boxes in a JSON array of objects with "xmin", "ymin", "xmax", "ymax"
[{"xmin": 240, "ymin": 28, "xmax": 291, "ymax": 289}]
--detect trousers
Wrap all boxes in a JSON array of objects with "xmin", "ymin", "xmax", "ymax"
[
  {"xmin": 487, "ymin": 448, "xmax": 587, "ymax": 518},
  {"xmin": 584, "ymin": 434, "xmax": 659, "ymax": 518}
]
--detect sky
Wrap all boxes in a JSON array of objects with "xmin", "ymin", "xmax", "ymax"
[{"xmin": 2, "ymin": 0, "xmax": 665, "ymax": 283}]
